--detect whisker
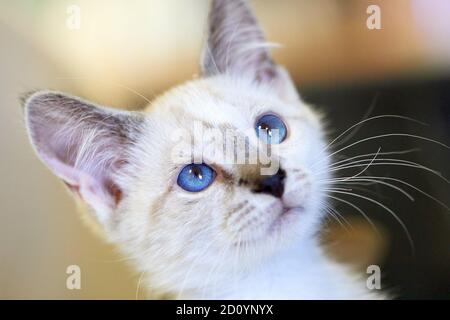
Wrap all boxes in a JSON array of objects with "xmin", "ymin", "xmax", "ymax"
[
  {"xmin": 333, "ymin": 178, "xmax": 415, "ymax": 201},
  {"xmin": 327, "ymin": 190, "xmax": 415, "ymax": 255},
  {"xmin": 55, "ymin": 76, "xmax": 155, "ymax": 104},
  {"xmin": 331, "ymin": 157, "xmax": 437, "ymax": 171},
  {"xmin": 323, "ymin": 204, "xmax": 353, "ymax": 232},
  {"xmin": 338, "ymin": 176, "xmax": 449, "ymax": 211},
  {"xmin": 325, "ymin": 115, "xmax": 428, "ymax": 151},
  {"xmin": 332, "ymin": 183, "xmax": 390, "ymax": 200},
  {"xmin": 325, "ymin": 208, "xmax": 349, "ymax": 232},
  {"xmin": 114, "ymin": 83, "xmax": 153, "ymax": 104},
  {"xmin": 135, "ymin": 271, "xmax": 146, "ymax": 300},
  {"xmin": 326, "ymin": 194, "xmax": 381, "ymax": 239},
  {"xmin": 327, "ymin": 133, "xmax": 449, "ymax": 161},
  {"xmin": 325, "ymin": 187, "xmax": 354, "ymax": 192},
  {"xmin": 340, "ymin": 147, "xmax": 381, "ymax": 181},
  {"xmin": 333, "ymin": 210, "xmax": 354, "ymax": 231},
  {"xmin": 328, "ymin": 148, "xmax": 421, "ymax": 168},
  {"xmin": 328, "ymin": 161, "xmax": 449, "ymax": 184},
  {"xmin": 328, "ymin": 93, "xmax": 379, "ymax": 149}
]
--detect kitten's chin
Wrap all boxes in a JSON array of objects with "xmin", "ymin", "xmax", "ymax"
[
  {"xmin": 268, "ymin": 205, "xmax": 305, "ymax": 235},
  {"xmin": 231, "ymin": 203, "xmax": 306, "ymax": 250}
]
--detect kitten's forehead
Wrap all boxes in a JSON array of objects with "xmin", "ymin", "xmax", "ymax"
[
  {"xmin": 148, "ymin": 77, "xmax": 296, "ymax": 130},
  {"xmin": 140, "ymin": 76, "xmax": 323, "ymax": 172}
]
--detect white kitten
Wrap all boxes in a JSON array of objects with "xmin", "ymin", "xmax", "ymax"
[{"xmin": 24, "ymin": 0, "xmax": 382, "ymax": 299}]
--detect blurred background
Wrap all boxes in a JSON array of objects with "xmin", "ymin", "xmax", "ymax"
[{"xmin": 0, "ymin": 0, "xmax": 448, "ymax": 299}]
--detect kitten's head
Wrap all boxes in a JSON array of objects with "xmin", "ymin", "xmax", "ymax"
[{"xmin": 24, "ymin": 0, "xmax": 330, "ymax": 296}]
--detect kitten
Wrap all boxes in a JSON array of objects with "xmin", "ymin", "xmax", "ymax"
[{"xmin": 24, "ymin": 0, "xmax": 382, "ymax": 299}]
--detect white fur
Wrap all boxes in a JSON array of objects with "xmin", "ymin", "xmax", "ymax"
[
  {"xmin": 24, "ymin": 0, "xmax": 384, "ymax": 299},
  {"xmin": 108, "ymin": 76, "xmax": 380, "ymax": 299}
]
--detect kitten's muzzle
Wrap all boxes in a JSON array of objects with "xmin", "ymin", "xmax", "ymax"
[{"xmin": 252, "ymin": 168, "xmax": 286, "ymax": 198}]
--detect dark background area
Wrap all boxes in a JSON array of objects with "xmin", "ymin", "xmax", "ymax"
[{"xmin": 302, "ymin": 76, "xmax": 450, "ymax": 299}]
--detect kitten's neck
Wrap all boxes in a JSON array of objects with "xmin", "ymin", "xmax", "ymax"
[{"xmin": 181, "ymin": 236, "xmax": 372, "ymax": 299}]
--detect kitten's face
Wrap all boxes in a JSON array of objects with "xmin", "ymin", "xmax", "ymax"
[
  {"xmin": 24, "ymin": 0, "xmax": 330, "ymax": 295},
  {"xmin": 115, "ymin": 76, "xmax": 329, "ymax": 293}
]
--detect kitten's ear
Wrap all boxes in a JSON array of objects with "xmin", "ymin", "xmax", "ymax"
[
  {"xmin": 24, "ymin": 91, "xmax": 144, "ymax": 226},
  {"xmin": 201, "ymin": 0, "xmax": 299, "ymax": 102}
]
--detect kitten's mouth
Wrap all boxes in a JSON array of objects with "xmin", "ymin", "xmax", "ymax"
[
  {"xmin": 268, "ymin": 205, "xmax": 305, "ymax": 234},
  {"xmin": 231, "ymin": 204, "xmax": 305, "ymax": 248},
  {"xmin": 282, "ymin": 205, "xmax": 304, "ymax": 215}
]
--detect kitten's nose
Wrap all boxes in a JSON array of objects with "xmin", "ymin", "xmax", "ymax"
[{"xmin": 253, "ymin": 169, "xmax": 286, "ymax": 198}]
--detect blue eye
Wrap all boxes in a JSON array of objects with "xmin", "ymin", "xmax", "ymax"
[
  {"xmin": 255, "ymin": 114, "xmax": 287, "ymax": 144},
  {"xmin": 177, "ymin": 163, "xmax": 216, "ymax": 192}
]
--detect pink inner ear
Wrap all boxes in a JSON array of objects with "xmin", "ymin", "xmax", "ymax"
[
  {"xmin": 43, "ymin": 155, "xmax": 82, "ymax": 186},
  {"xmin": 202, "ymin": 0, "xmax": 277, "ymax": 81},
  {"xmin": 24, "ymin": 91, "xmax": 142, "ymax": 225},
  {"xmin": 42, "ymin": 154, "xmax": 117, "ymax": 211},
  {"xmin": 105, "ymin": 180, "xmax": 123, "ymax": 206}
]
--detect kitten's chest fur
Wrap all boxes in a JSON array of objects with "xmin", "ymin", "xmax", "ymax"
[{"xmin": 171, "ymin": 238, "xmax": 381, "ymax": 300}]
